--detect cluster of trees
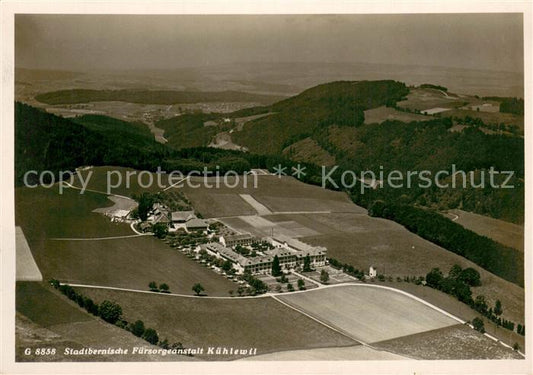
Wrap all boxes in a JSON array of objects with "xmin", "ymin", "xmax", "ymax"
[
  {"xmin": 234, "ymin": 245, "xmax": 257, "ymax": 258},
  {"xmin": 453, "ymin": 115, "xmax": 521, "ymax": 136},
  {"xmin": 148, "ymin": 282, "xmax": 170, "ymax": 293},
  {"xmin": 328, "ymin": 258, "xmax": 365, "ymax": 279},
  {"xmin": 168, "ymin": 230, "xmax": 210, "ymax": 248},
  {"xmin": 369, "ymin": 202, "xmax": 523, "ymax": 286},
  {"xmin": 241, "ymin": 271, "xmax": 268, "ymax": 295},
  {"xmin": 425, "ymin": 267, "xmax": 524, "ymax": 335},
  {"xmin": 420, "ymin": 83, "xmax": 448, "ymax": 91},
  {"xmin": 425, "ymin": 265, "xmax": 480, "ymax": 304},
  {"xmin": 50, "ymin": 279, "xmax": 163, "ymax": 346}
]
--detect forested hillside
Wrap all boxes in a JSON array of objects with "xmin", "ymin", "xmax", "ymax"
[{"xmin": 232, "ymin": 80, "xmax": 409, "ymax": 154}]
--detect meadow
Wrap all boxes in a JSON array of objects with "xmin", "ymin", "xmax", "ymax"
[
  {"xmin": 40, "ymin": 236, "xmax": 236, "ymax": 296},
  {"xmin": 76, "ymin": 288, "xmax": 357, "ymax": 360}
]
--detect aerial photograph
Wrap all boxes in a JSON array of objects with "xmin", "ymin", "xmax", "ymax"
[{"xmin": 5, "ymin": 7, "xmax": 530, "ymax": 373}]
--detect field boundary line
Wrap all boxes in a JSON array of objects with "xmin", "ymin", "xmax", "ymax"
[
  {"xmin": 270, "ymin": 294, "xmax": 365, "ymax": 345},
  {"xmin": 284, "ymin": 283, "xmax": 526, "ymax": 359},
  {"xmin": 63, "ymin": 181, "xmax": 132, "ymax": 201},
  {"xmin": 270, "ymin": 294, "xmax": 419, "ymax": 360},
  {"xmin": 63, "ymin": 283, "xmax": 271, "ymax": 299},
  {"xmin": 162, "ymin": 176, "xmax": 190, "ymax": 191}
]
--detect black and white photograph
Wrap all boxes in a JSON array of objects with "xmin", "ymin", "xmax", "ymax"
[{"xmin": 1, "ymin": 1, "xmax": 532, "ymax": 374}]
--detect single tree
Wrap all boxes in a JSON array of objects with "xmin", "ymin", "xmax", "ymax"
[
  {"xmin": 494, "ymin": 299, "xmax": 503, "ymax": 316},
  {"xmin": 271, "ymin": 255, "xmax": 282, "ymax": 277},
  {"xmin": 142, "ymin": 328, "xmax": 159, "ymax": 345},
  {"xmin": 98, "ymin": 300, "xmax": 122, "ymax": 324},
  {"xmin": 129, "ymin": 320, "xmax": 145, "ymax": 337},
  {"xmin": 320, "ymin": 269, "xmax": 330, "ymax": 284},
  {"xmin": 192, "ymin": 283, "xmax": 205, "ymax": 296},
  {"xmin": 472, "ymin": 317, "xmax": 485, "ymax": 333},
  {"xmin": 287, "ymin": 283, "xmax": 294, "ymax": 292},
  {"xmin": 303, "ymin": 255, "xmax": 312, "ymax": 272},
  {"xmin": 159, "ymin": 283, "xmax": 170, "ymax": 293},
  {"xmin": 297, "ymin": 279, "xmax": 306, "ymax": 290},
  {"xmin": 149, "ymin": 281, "xmax": 158, "ymax": 292},
  {"xmin": 222, "ymin": 260, "xmax": 232, "ymax": 273}
]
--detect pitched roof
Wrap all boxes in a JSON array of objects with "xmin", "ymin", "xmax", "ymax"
[
  {"xmin": 186, "ymin": 218, "xmax": 208, "ymax": 228},
  {"xmin": 171, "ymin": 211, "xmax": 196, "ymax": 222}
]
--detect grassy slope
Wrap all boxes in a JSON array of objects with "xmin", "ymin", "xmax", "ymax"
[
  {"xmin": 15, "ymin": 186, "xmax": 132, "ymax": 247},
  {"xmin": 15, "ymin": 282, "xmax": 190, "ymax": 362},
  {"xmin": 374, "ymin": 324, "xmax": 522, "ymax": 360},
  {"xmin": 77, "ymin": 288, "xmax": 357, "ymax": 359}
]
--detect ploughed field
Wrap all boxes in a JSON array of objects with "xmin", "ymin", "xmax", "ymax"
[{"xmin": 277, "ymin": 285, "xmax": 458, "ymax": 343}]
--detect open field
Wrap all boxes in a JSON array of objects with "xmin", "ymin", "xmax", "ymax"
[
  {"xmin": 294, "ymin": 213, "xmax": 524, "ymax": 324},
  {"xmin": 396, "ymin": 88, "xmax": 463, "ymax": 111},
  {"xmin": 16, "ymin": 227, "xmax": 43, "ymax": 281},
  {"xmin": 15, "ymin": 186, "xmax": 133, "ymax": 247},
  {"xmin": 15, "ymin": 282, "xmax": 178, "ymax": 362},
  {"xmin": 278, "ymin": 285, "xmax": 457, "ymax": 343},
  {"xmin": 240, "ymin": 345, "xmax": 407, "ymax": 361},
  {"xmin": 180, "ymin": 175, "xmax": 363, "ymax": 218},
  {"xmin": 76, "ymin": 288, "xmax": 357, "ymax": 360},
  {"xmin": 220, "ymin": 215, "xmax": 319, "ymax": 238},
  {"xmin": 445, "ymin": 108, "xmax": 524, "ymax": 129},
  {"xmin": 72, "ymin": 166, "xmax": 165, "ymax": 197},
  {"xmin": 39, "ymin": 236, "xmax": 236, "ymax": 296},
  {"xmin": 443, "ymin": 209, "xmax": 524, "ymax": 251},
  {"xmin": 363, "ymin": 106, "xmax": 431, "ymax": 124},
  {"xmin": 374, "ymin": 324, "xmax": 522, "ymax": 360},
  {"xmin": 378, "ymin": 281, "xmax": 526, "ymax": 351}
]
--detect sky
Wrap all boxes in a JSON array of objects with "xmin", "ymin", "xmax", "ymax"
[{"xmin": 15, "ymin": 13, "xmax": 524, "ymax": 73}]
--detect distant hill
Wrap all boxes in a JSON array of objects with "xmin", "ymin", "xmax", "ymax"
[
  {"xmin": 232, "ymin": 80, "xmax": 409, "ymax": 154},
  {"xmin": 34, "ymin": 89, "xmax": 285, "ymax": 105}
]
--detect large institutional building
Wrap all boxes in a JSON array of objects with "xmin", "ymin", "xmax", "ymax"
[{"xmin": 201, "ymin": 233, "xmax": 327, "ymax": 275}]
